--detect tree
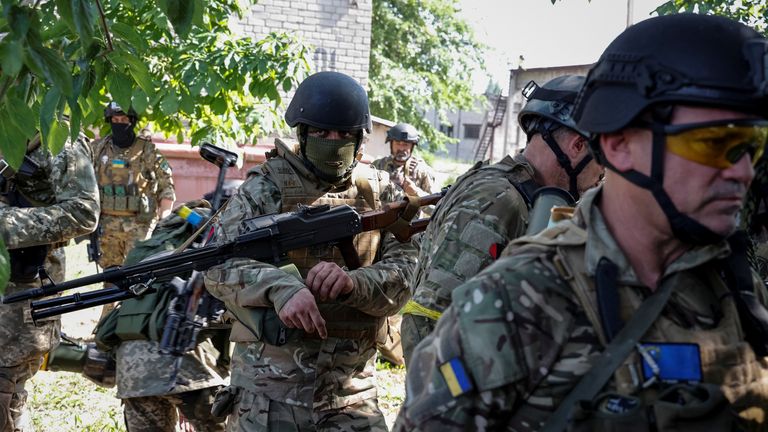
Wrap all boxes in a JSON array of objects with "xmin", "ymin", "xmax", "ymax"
[
  {"xmin": 654, "ymin": 1, "xmax": 768, "ymax": 32},
  {"xmin": 0, "ymin": 0, "xmax": 311, "ymax": 294},
  {"xmin": 369, "ymin": 0, "xmax": 486, "ymax": 150}
]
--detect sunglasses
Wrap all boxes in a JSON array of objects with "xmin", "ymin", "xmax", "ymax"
[{"xmin": 661, "ymin": 119, "xmax": 768, "ymax": 169}]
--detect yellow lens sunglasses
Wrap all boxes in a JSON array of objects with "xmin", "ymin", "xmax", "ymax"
[{"xmin": 663, "ymin": 119, "xmax": 768, "ymax": 169}]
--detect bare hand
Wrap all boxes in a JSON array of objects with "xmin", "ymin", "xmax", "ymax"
[
  {"xmin": 306, "ymin": 261, "xmax": 354, "ymax": 302},
  {"xmin": 278, "ymin": 288, "xmax": 327, "ymax": 338}
]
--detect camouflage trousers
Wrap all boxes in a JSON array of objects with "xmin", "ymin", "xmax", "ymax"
[
  {"xmin": 376, "ymin": 315, "xmax": 404, "ymax": 366},
  {"xmin": 222, "ymin": 386, "xmax": 388, "ymax": 432},
  {"xmin": 400, "ymin": 314, "xmax": 436, "ymax": 368},
  {"xmin": 0, "ymin": 249, "xmax": 64, "ymax": 432},
  {"xmin": 98, "ymin": 214, "xmax": 154, "ymax": 268},
  {"xmin": 123, "ymin": 387, "xmax": 226, "ymax": 432}
]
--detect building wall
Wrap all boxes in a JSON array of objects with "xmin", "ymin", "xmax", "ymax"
[
  {"xmin": 232, "ymin": 0, "xmax": 372, "ymax": 86},
  {"xmin": 425, "ymin": 98, "xmax": 490, "ymax": 163}
]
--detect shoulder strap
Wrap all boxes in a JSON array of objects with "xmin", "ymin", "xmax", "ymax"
[
  {"xmin": 541, "ymin": 279, "xmax": 675, "ymax": 432},
  {"xmin": 554, "ymin": 246, "xmax": 607, "ymax": 346}
]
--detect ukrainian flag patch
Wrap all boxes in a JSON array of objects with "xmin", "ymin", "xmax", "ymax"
[
  {"xmin": 111, "ymin": 159, "xmax": 126, "ymax": 168},
  {"xmin": 440, "ymin": 357, "xmax": 473, "ymax": 397}
]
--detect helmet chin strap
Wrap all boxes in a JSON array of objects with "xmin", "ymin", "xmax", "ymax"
[
  {"xmin": 538, "ymin": 127, "xmax": 592, "ymax": 200},
  {"xmin": 602, "ymin": 123, "xmax": 725, "ymax": 245}
]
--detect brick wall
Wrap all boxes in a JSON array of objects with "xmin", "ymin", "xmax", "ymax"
[{"xmin": 233, "ymin": 0, "xmax": 372, "ymax": 86}]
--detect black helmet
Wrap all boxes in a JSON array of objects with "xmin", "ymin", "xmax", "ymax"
[
  {"xmin": 574, "ymin": 13, "xmax": 768, "ymax": 246},
  {"xmin": 518, "ymin": 75, "xmax": 587, "ymax": 139},
  {"xmin": 285, "ymin": 72, "xmax": 372, "ymax": 133},
  {"xmin": 386, "ymin": 123, "xmax": 420, "ymax": 144},
  {"xmin": 518, "ymin": 74, "xmax": 592, "ymax": 200},
  {"xmin": 104, "ymin": 101, "xmax": 138, "ymax": 124},
  {"xmin": 574, "ymin": 13, "xmax": 768, "ymax": 134}
]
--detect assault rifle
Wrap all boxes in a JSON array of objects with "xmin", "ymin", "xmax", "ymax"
[{"xmin": 2, "ymin": 192, "xmax": 444, "ymax": 322}]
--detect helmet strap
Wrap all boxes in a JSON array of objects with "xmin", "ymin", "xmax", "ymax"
[
  {"xmin": 539, "ymin": 125, "xmax": 592, "ymax": 200},
  {"xmin": 603, "ymin": 121, "xmax": 724, "ymax": 245}
]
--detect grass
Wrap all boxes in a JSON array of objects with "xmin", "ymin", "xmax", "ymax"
[{"xmin": 26, "ymin": 242, "xmax": 408, "ymax": 430}]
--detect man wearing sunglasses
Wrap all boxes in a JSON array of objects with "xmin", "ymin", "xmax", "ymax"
[{"xmin": 395, "ymin": 13, "xmax": 768, "ymax": 432}]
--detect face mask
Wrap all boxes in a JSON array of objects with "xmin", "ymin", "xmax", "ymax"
[
  {"xmin": 111, "ymin": 123, "xmax": 136, "ymax": 148},
  {"xmin": 304, "ymin": 136, "xmax": 357, "ymax": 180}
]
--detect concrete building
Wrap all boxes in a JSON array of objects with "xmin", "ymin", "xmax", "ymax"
[{"xmin": 424, "ymin": 98, "xmax": 490, "ymax": 163}]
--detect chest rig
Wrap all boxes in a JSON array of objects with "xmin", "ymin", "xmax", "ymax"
[
  {"xmin": 545, "ymin": 220, "xmax": 768, "ymax": 431},
  {"xmin": 258, "ymin": 139, "xmax": 386, "ymax": 342},
  {"xmin": 95, "ymin": 137, "xmax": 154, "ymax": 217}
]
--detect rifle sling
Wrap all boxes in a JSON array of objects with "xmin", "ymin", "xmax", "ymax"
[{"xmin": 541, "ymin": 275, "xmax": 675, "ymax": 432}]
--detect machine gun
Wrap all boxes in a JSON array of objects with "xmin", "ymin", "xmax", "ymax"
[{"xmin": 2, "ymin": 192, "xmax": 444, "ymax": 323}]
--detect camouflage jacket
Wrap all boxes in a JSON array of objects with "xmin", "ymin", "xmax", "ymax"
[
  {"xmin": 395, "ymin": 186, "xmax": 768, "ymax": 431},
  {"xmin": 407, "ymin": 153, "xmax": 537, "ymax": 316},
  {"xmin": 1, "ymin": 136, "xmax": 99, "ymax": 250},
  {"xmin": 371, "ymin": 154, "xmax": 435, "ymax": 197},
  {"xmin": 204, "ymin": 148, "xmax": 418, "ymax": 410}
]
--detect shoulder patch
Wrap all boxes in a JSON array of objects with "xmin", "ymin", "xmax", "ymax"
[{"xmin": 439, "ymin": 357, "xmax": 474, "ymax": 397}]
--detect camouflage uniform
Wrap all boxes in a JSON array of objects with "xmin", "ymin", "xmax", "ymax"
[
  {"xmin": 118, "ymin": 339, "xmax": 228, "ymax": 432},
  {"xmin": 0, "ymin": 136, "xmax": 99, "ymax": 431},
  {"xmin": 370, "ymin": 154, "xmax": 435, "ymax": 198},
  {"xmin": 111, "ymin": 206, "xmax": 230, "ymax": 432},
  {"xmin": 370, "ymin": 154, "xmax": 435, "ymax": 365},
  {"xmin": 401, "ymin": 153, "xmax": 538, "ymax": 364},
  {"xmin": 91, "ymin": 134, "xmax": 175, "ymax": 269},
  {"xmin": 394, "ymin": 186, "xmax": 768, "ymax": 431},
  {"xmin": 204, "ymin": 140, "xmax": 418, "ymax": 431}
]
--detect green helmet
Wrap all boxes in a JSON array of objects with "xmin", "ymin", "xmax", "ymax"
[
  {"xmin": 518, "ymin": 75, "xmax": 587, "ymax": 140},
  {"xmin": 386, "ymin": 123, "xmax": 420, "ymax": 145}
]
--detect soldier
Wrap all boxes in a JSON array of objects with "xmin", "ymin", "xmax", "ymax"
[
  {"xmin": 371, "ymin": 123, "xmax": 435, "ymax": 199},
  {"xmin": 92, "ymin": 101, "xmax": 175, "ymax": 272},
  {"xmin": 371, "ymin": 123, "xmax": 435, "ymax": 366},
  {"xmin": 400, "ymin": 74, "xmax": 603, "ymax": 365},
  {"xmin": 0, "ymin": 132, "xmax": 99, "ymax": 431},
  {"xmin": 203, "ymin": 71, "xmax": 417, "ymax": 431},
  {"xmin": 395, "ymin": 13, "xmax": 768, "ymax": 431}
]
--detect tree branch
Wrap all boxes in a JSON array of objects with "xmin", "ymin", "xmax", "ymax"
[{"xmin": 95, "ymin": 0, "xmax": 114, "ymax": 52}]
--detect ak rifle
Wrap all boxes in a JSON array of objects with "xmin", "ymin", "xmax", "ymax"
[{"xmin": 2, "ymin": 192, "xmax": 444, "ymax": 321}]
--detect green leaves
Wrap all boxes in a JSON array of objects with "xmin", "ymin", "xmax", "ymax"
[
  {"xmin": 0, "ymin": 0, "xmax": 309, "ymax": 162},
  {"xmin": 369, "ymin": 0, "xmax": 486, "ymax": 150},
  {"xmin": 0, "ymin": 237, "xmax": 9, "ymax": 296},
  {"xmin": 654, "ymin": 1, "xmax": 768, "ymax": 34}
]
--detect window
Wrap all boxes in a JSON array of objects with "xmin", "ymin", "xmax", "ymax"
[
  {"xmin": 464, "ymin": 124, "xmax": 481, "ymax": 139},
  {"xmin": 440, "ymin": 123, "xmax": 454, "ymax": 137}
]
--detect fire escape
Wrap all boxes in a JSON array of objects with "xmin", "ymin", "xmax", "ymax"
[{"xmin": 472, "ymin": 94, "xmax": 507, "ymax": 161}]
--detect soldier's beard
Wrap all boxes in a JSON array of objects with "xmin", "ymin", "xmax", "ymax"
[
  {"xmin": 394, "ymin": 150, "xmax": 410, "ymax": 163},
  {"xmin": 304, "ymin": 136, "xmax": 358, "ymax": 180}
]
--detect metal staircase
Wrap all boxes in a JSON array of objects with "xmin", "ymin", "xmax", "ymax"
[{"xmin": 473, "ymin": 94, "xmax": 507, "ymax": 161}]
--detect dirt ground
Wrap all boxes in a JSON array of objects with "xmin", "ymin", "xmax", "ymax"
[{"xmin": 27, "ymin": 241, "xmax": 407, "ymax": 431}]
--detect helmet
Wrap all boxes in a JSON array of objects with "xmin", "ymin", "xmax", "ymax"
[
  {"xmin": 574, "ymin": 13, "xmax": 768, "ymax": 134},
  {"xmin": 573, "ymin": 13, "xmax": 768, "ymax": 245},
  {"xmin": 518, "ymin": 75, "xmax": 587, "ymax": 139},
  {"xmin": 104, "ymin": 101, "xmax": 138, "ymax": 124},
  {"xmin": 518, "ymin": 74, "xmax": 592, "ymax": 200},
  {"xmin": 285, "ymin": 72, "xmax": 372, "ymax": 133},
  {"xmin": 386, "ymin": 123, "xmax": 420, "ymax": 144}
]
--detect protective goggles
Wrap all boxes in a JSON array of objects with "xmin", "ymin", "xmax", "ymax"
[{"xmin": 661, "ymin": 119, "xmax": 768, "ymax": 169}]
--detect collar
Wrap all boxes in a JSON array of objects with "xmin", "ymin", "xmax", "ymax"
[{"xmin": 578, "ymin": 186, "xmax": 731, "ymax": 285}]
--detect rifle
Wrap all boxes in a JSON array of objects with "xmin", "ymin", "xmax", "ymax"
[
  {"xmin": 2, "ymin": 192, "xmax": 444, "ymax": 323},
  {"xmin": 157, "ymin": 142, "xmax": 237, "ymax": 357},
  {"xmin": 74, "ymin": 224, "xmax": 102, "ymax": 268}
]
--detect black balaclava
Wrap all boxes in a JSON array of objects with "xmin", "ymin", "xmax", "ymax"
[{"xmin": 111, "ymin": 123, "xmax": 136, "ymax": 148}]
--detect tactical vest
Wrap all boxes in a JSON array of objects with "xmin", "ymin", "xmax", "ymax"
[
  {"xmin": 525, "ymin": 219, "xmax": 768, "ymax": 431},
  {"xmin": 257, "ymin": 139, "xmax": 386, "ymax": 342},
  {"xmin": 95, "ymin": 136, "xmax": 155, "ymax": 218}
]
